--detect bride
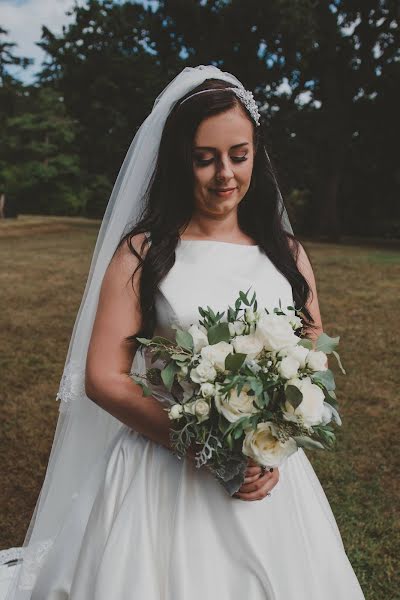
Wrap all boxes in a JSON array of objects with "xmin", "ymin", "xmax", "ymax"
[{"xmin": 4, "ymin": 65, "xmax": 365, "ymax": 599}]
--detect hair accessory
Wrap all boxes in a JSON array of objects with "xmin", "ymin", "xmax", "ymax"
[{"xmin": 179, "ymin": 86, "xmax": 261, "ymax": 126}]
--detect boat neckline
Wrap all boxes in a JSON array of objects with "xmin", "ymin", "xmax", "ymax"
[{"xmin": 178, "ymin": 238, "xmax": 259, "ymax": 248}]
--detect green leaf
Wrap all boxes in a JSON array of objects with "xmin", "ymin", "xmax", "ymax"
[
  {"xmin": 218, "ymin": 414, "xmax": 230, "ymax": 434},
  {"xmin": 225, "ymin": 352, "xmax": 246, "ymax": 372},
  {"xmin": 248, "ymin": 377, "xmax": 263, "ymax": 396},
  {"xmin": 175, "ymin": 329, "xmax": 194, "ymax": 351},
  {"xmin": 293, "ymin": 436, "xmax": 325, "ymax": 450},
  {"xmin": 226, "ymin": 431, "xmax": 233, "ymax": 449},
  {"xmin": 322, "ymin": 387, "xmax": 339, "ymax": 409},
  {"xmin": 132, "ymin": 377, "xmax": 153, "ymax": 397},
  {"xmin": 239, "ymin": 290, "xmax": 250, "ymax": 306},
  {"xmin": 298, "ymin": 338, "xmax": 313, "ymax": 350},
  {"xmin": 161, "ymin": 361, "xmax": 179, "ymax": 391},
  {"xmin": 311, "ymin": 369, "xmax": 336, "ymax": 391},
  {"xmin": 285, "ymin": 384, "xmax": 303, "ymax": 409},
  {"xmin": 207, "ymin": 322, "xmax": 231, "ymax": 345},
  {"xmin": 316, "ymin": 332, "xmax": 340, "ymax": 354},
  {"xmin": 332, "ymin": 350, "xmax": 346, "ymax": 375},
  {"xmin": 152, "ymin": 336, "xmax": 176, "ymax": 347},
  {"xmin": 136, "ymin": 337, "xmax": 151, "ymax": 346}
]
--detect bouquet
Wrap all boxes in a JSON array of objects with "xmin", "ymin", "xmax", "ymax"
[{"xmin": 132, "ymin": 288, "xmax": 346, "ymax": 496}]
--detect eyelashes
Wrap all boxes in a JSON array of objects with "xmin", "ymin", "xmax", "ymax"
[{"xmin": 194, "ymin": 156, "xmax": 248, "ymax": 167}]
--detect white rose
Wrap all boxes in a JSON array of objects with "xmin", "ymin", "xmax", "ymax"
[
  {"xmin": 245, "ymin": 308, "xmax": 257, "ymax": 324},
  {"xmin": 255, "ymin": 313, "xmax": 299, "ymax": 351},
  {"xmin": 242, "ymin": 421, "xmax": 297, "ymax": 467},
  {"xmin": 215, "ymin": 384, "xmax": 259, "ymax": 423},
  {"xmin": 200, "ymin": 382, "xmax": 215, "ymax": 398},
  {"xmin": 282, "ymin": 308, "xmax": 303, "ymax": 330},
  {"xmin": 169, "ymin": 404, "xmax": 183, "ymax": 420},
  {"xmin": 200, "ymin": 341, "xmax": 234, "ymax": 371},
  {"xmin": 228, "ymin": 320, "xmax": 246, "ymax": 336},
  {"xmin": 232, "ymin": 333, "xmax": 264, "ymax": 359},
  {"xmin": 182, "ymin": 398, "xmax": 210, "ymax": 423},
  {"xmin": 283, "ymin": 376, "xmax": 326, "ymax": 427},
  {"xmin": 278, "ymin": 356, "xmax": 300, "ymax": 380},
  {"xmin": 190, "ymin": 359, "xmax": 217, "ymax": 383},
  {"xmin": 193, "ymin": 398, "xmax": 210, "ymax": 421},
  {"xmin": 188, "ymin": 324, "xmax": 209, "ymax": 353},
  {"xmin": 306, "ymin": 350, "xmax": 328, "ymax": 372},
  {"xmin": 285, "ymin": 345, "xmax": 309, "ymax": 368}
]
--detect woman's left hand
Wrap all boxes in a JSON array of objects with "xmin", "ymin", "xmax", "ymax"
[{"xmin": 233, "ymin": 458, "xmax": 279, "ymax": 501}]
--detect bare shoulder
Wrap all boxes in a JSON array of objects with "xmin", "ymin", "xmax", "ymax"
[{"xmin": 110, "ymin": 232, "xmax": 150, "ymax": 274}]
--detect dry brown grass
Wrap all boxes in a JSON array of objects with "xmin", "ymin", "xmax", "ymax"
[{"xmin": 1, "ymin": 216, "xmax": 399, "ymax": 599}]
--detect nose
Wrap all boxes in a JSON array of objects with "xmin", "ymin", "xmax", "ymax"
[{"xmin": 215, "ymin": 155, "xmax": 234, "ymax": 181}]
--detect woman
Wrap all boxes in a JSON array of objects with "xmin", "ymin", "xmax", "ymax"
[{"xmin": 5, "ymin": 65, "xmax": 365, "ymax": 599}]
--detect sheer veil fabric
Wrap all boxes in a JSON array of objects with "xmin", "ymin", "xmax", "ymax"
[{"xmin": 5, "ymin": 65, "xmax": 293, "ymax": 598}]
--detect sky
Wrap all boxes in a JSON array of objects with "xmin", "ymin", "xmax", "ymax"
[{"xmin": 0, "ymin": 0, "xmax": 88, "ymax": 83}]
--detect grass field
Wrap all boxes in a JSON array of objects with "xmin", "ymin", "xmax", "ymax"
[{"xmin": 1, "ymin": 215, "xmax": 399, "ymax": 599}]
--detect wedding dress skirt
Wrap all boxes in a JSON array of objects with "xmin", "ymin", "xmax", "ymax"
[{"xmin": 27, "ymin": 239, "xmax": 365, "ymax": 599}]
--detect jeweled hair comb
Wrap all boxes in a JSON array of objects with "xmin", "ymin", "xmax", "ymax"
[{"xmin": 179, "ymin": 86, "xmax": 261, "ymax": 126}]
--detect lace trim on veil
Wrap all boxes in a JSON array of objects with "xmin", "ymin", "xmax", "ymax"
[{"xmin": 55, "ymin": 360, "xmax": 88, "ymax": 413}]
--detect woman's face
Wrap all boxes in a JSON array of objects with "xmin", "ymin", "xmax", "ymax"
[{"xmin": 191, "ymin": 105, "xmax": 255, "ymax": 218}]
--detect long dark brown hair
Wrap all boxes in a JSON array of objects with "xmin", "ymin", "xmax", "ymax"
[{"xmin": 114, "ymin": 77, "xmax": 316, "ymax": 341}]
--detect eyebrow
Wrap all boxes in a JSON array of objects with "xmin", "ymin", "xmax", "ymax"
[{"xmin": 193, "ymin": 142, "xmax": 249, "ymax": 151}]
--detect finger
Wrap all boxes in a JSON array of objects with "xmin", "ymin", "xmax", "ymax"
[
  {"xmin": 234, "ymin": 470, "xmax": 279, "ymax": 500},
  {"xmin": 238, "ymin": 470, "xmax": 273, "ymax": 494},
  {"xmin": 244, "ymin": 465, "xmax": 263, "ymax": 477},
  {"xmin": 233, "ymin": 479, "xmax": 274, "ymax": 501},
  {"xmin": 243, "ymin": 472, "xmax": 263, "ymax": 485}
]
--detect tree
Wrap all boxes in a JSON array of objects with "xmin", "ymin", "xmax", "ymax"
[{"xmin": 1, "ymin": 87, "xmax": 82, "ymax": 215}]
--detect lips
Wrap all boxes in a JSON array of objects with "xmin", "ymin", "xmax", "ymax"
[{"xmin": 212, "ymin": 187, "xmax": 236, "ymax": 191}]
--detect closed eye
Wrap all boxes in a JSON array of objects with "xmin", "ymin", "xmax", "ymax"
[{"xmin": 194, "ymin": 156, "xmax": 248, "ymax": 166}]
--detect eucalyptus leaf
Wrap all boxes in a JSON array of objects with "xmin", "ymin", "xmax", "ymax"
[
  {"xmin": 311, "ymin": 369, "xmax": 336, "ymax": 391},
  {"xmin": 132, "ymin": 377, "xmax": 153, "ymax": 397},
  {"xmin": 233, "ymin": 426, "xmax": 243, "ymax": 440},
  {"xmin": 298, "ymin": 338, "xmax": 313, "ymax": 350},
  {"xmin": 285, "ymin": 384, "xmax": 303, "ymax": 409},
  {"xmin": 316, "ymin": 332, "xmax": 340, "ymax": 354},
  {"xmin": 323, "ymin": 387, "xmax": 339, "ymax": 409},
  {"xmin": 175, "ymin": 329, "xmax": 194, "ymax": 351},
  {"xmin": 152, "ymin": 336, "xmax": 177, "ymax": 347},
  {"xmin": 332, "ymin": 350, "xmax": 347, "ymax": 375},
  {"xmin": 208, "ymin": 322, "xmax": 231, "ymax": 345},
  {"xmin": 161, "ymin": 361, "xmax": 179, "ymax": 392},
  {"xmin": 136, "ymin": 337, "xmax": 151, "ymax": 346},
  {"xmin": 293, "ymin": 436, "xmax": 325, "ymax": 450},
  {"xmin": 225, "ymin": 352, "xmax": 246, "ymax": 372}
]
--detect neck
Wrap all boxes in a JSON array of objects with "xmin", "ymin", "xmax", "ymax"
[{"xmin": 181, "ymin": 212, "xmax": 242, "ymax": 240}]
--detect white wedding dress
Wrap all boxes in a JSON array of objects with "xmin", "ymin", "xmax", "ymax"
[{"xmin": 24, "ymin": 238, "xmax": 365, "ymax": 599}]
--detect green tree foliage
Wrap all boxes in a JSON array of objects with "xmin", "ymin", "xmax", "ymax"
[
  {"xmin": 153, "ymin": 0, "xmax": 400, "ymax": 239},
  {"xmin": 37, "ymin": 0, "xmax": 181, "ymax": 184},
  {"xmin": 1, "ymin": 87, "xmax": 82, "ymax": 215},
  {"xmin": 0, "ymin": 1, "xmax": 398, "ymax": 234}
]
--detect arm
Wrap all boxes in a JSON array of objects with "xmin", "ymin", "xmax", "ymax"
[
  {"xmin": 294, "ymin": 241, "xmax": 323, "ymax": 344},
  {"xmin": 289, "ymin": 239, "xmax": 328, "ymax": 368},
  {"xmin": 84, "ymin": 233, "xmax": 173, "ymax": 452}
]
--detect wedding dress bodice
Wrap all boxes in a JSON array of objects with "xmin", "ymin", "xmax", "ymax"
[{"xmin": 153, "ymin": 239, "xmax": 294, "ymax": 339}]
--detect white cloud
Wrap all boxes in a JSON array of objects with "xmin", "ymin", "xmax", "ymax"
[{"xmin": 0, "ymin": 0, "xmax": 85, "ymax": 83}]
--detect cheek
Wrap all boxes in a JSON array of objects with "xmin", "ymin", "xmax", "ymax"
[{"xmin": 193, "ymin": 167, "xmax": 211, "ymax": 189}]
